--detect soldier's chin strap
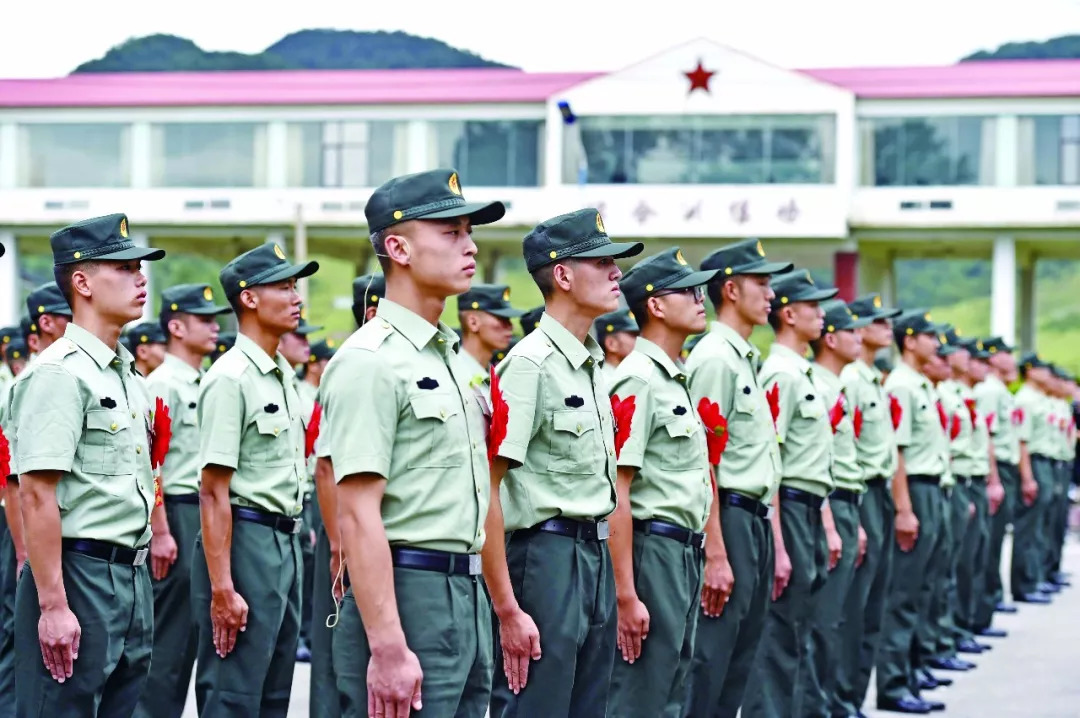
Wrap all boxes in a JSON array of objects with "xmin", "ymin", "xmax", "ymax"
[{"xmin": 326, "ymin": 547, "xmax": 347, "ymax": 629}]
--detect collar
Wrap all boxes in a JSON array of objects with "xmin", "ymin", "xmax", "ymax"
[
  {"xmin": 65, "ymin": 322, "xmax": 132, "ymax": 372},
  {"xmin": 769, "ymin": 342, "xmax": 813, "ymax": 376},
  {"xmin": 236, "ymin": 332, "xmax": 288, "ymax": 376},
  {"xmin": 812, "ymin": 361, "xmax": 841, "ymax": 386},
  {"xmin": 376, "ymin": 298, "xmax": 459, "ymax": 355},
  {"xmin": 634, "ymin": 337, "xmax": 687, "ymax": 382},
  {"xmin": 894, "ymin": 359, "xmax": 931, "ymax": 391},
  {"xmin": 162, "ymin": 352, "xmax": 201, "ymax": 383},
  {"xmin": 709, "ymin": 320, "xmax": 756, "ymax": 362},
  {"xmin": 853, "ymin": 358, "xmax": 882, "ymax": 384},
  {"xmin": 539, "ymin": 313, "xmax": 603, "ymax": 370}
]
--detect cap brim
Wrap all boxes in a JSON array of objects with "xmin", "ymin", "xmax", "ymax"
[
  {"xmin": 258, "ymin": 260, "xmax": 320, "ymax": 286},
  {"xmin": 488, "ymin": 307, "xmax": 526, "ymax": 319},
  {"xmin": 573, "ymin": 241, "xmax": 645, "ymax": 261},
  {"xmin": 96, "ymin": 246, "xmax": 166, "ymax": 262},
  {"xmin": 422, "ymin": 200, "xmax": 506, "ymax": 227},
  {"xmin": 738, "ymin": 260, "xmax": 794, "ymax": 276},
  {"xmin": 186, "ymin": 305, "xmax": 233, "ymax": 316},
  {"xmin": 868, "ymin": 308, "xmax": 903, "ymax": 320},
  {"xmin": 666, "ymin": 269, "xmax": 721, "ymax": 290},
  {"xmin": 848, "ymin": 316, "xmax": 874, "ymax": 330},
  {"xmin": 938, "ymin": 345, "xmax": 960, "ymax": 356},
  {"xmin": 809, "ymin": 287, "xmax": 841, "ymax": 302}
]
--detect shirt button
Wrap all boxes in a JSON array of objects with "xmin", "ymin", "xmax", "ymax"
[
  {"xmin": 131, "ymin": 412, "xmax": 136, "ymax": 419},
  {"xmin": 440, "ymin": 410, "xmax": 447, "ymax": 419},
  {"xmin": 274, "ymin": 428, "xmax": 280, "ymax": 436},
  {"xmin": 576, "ymin": 424, "xmax": 583, "ymax": 433},
  {"xmin": 136, "ymin": 446, "xmax": 142, "ymax": 454},
  {"xmin": 110, "ymin": 422, "xmax": 118, "ymax": 431}
]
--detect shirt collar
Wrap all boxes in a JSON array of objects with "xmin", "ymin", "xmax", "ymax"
[
  {"xmin": 376, "ymin": 298, "xmax": 459, "ymax": 355},
  {"xmin": 236, "ymin": 332, "xmax": 288, "ymax": 376},
  {"xmin": 895, "ymin": 359, "xmax": 931, "ymax": 390},
  {"xmin": 162, "ymin": 352, "xmax": 202, "ymax": 383},
  {"xmin": 853, "ymin": 358, "xmax": 881, "ymax": 384},
  {"xmin": 634, "ymin": 337, "xmax": 687, "ymax": 382},
  {"xmin": 769, "ymin": 342, "xmax": 813, "ymax": 376},
  {"xmin": 812, "ymin": 361, "xmax": 841, "ymax": 387},
  {"xmin": 539, "ymin": 313, "xmax": 603, "ymax": 370},
  {"xmin": 709, "ymin": 320, "xmax": 756, "ymax": 362},
  {"xmin": 65, "ymin": 322, "xmax": 132, "ymax": 372}
]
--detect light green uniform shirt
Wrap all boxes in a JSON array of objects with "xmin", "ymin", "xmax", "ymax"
[
  {"xmin": 686, "ymin": 321, "xmax": 781, "ymax": 501},
  {"xmin": 840, "ymin": 359, "xmax": 897, "ymax": 482},
  {"xmin": 974, "ymin": 374, "xmax": 1021, "ymax": 465},
  {"xmin": 760, "ymin": 343, "xmax": 834, "ymax": 497},
  {"xmin": 495, "ymin": 313, "xmax": 617, "ymax": 532},
  {"xmin": 198, "ymin": 333, "xmax": 307, "ymax": 518},
  {"xmin": 320, "ymin": 299, "xmax": 488, "ymax": 554},
  {"xmin": 296, "ymin": 378, "xmax": 319, "ymax": 489},
  {"xmin": 10, "ymin": 323, "xmax": 155, "ymax": 548},
  {"xmin": 813, "ymin": 363, "xmax": 863, "ymax": 493},
  {"xmin": 1050, "ymin": 397, "xmax": 1071, "ymax": 460},
  {"xmin": 940, "ymin": 380, "xmax": 986, "ymax": 478},
  {"xmin": 885, "ymin": 361, "xmax": 948, "ymax": 477},
  {"xmin": 931, "ymin": 385, "xmax": 956, "ymax": 489},
  {"xmin": 1015, "ymin": 384, "xmax": 1053, "ymax": 459},
  {"xmin": 609, "ymin": 338, "xmax": 711, "ymax": 532},
  {"xmin": 458, "ymin": 348, "xmax": 491, "ymax": 405},
  {"xmin": 146, "ymin": 353, "xmax": 203, "ymax": 496}
]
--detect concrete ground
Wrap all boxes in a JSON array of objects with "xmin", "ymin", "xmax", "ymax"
[{"xmin": 183, "ymin": 534, "xmax": 1080, "ymax": 717}]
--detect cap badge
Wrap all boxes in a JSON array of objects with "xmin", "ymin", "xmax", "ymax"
[
  {"xmin": 675, "ymin": 249, "xmax": 688, "ymax": 266},
  {"xmin": 502, "ymin": 288, "xmax": 511, "ymax": 301},
  {"xmin": 873, "ymin": 295, "xmax": 882, "ymax": 309},
  {"xmin": 119, "ymin": 218, "xmax": 128, "ymax": 238},
  {"xmin": 805, "ymin": 270, "xmax": 814, "ymax": 284},
  {"xmin": 273, "ymin": 244, "xmax": 286, "ymax": 260},
  {"xmin": 448, "ymin": 173, "xmax": 461, "ymax": 196},
  {"xmin": 203, "ymin": 287, "xmax": 214, "ymax": 302},
  {"xmin": 596, "ymin": 213, "xmax": 606, "ymax": 233},
  {"xmin": 756, "ymin": 240, "xmax": 766, "ymax": 257}
]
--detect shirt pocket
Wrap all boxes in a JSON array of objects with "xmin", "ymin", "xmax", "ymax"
[
  {"xmin": 548, "ymin": 409, "xmax": 599, "ymax": 475},
  {"xmin": 78, "ymin": 409, "xmax": 136, "ymax": 481},
  {"xmin": 730, "ymin": 388, "xmax": 760, "ymax": 433},
  {"xmin": 799, "ymin": 397, "xmax": 826, "ymax": 420},
  {"xmin": 251, "ymin": 413, "xmax": 295, "ymax": 467},
  {"xmin": 406, "ymin": 392, "xmax": 467, "ymax": 469},
  {"xmin": 660, "ymin": 414, "xmax": 705, "ymax": 472}
]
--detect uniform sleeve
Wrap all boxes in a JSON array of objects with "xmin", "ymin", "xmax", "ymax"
[
  {"xmin": 13, "ymin": 365, "xmax": 82, "ymax": 474},
  {"xmin": 760, "ymin": 368, "xmax": 797, "ymax": 444},
  {"xmin": 891, "ymin": 383, "xmax": 915, "ymax": 448},
  {"xmin": 495, "ymin": 355, "xmax": 542, "ymax": 465},
  {"xmin": 689, "ymin": 355, "xmax": 733, "ymax": 419},
  {"xmin": 973, "ymin": 383, "xmax": 997, "ymax": 436},
  {"xmin": 197, "ymin": 373, "xmax": 245, "ymax": 470},
  {"xmin": 322, "ymin": 350, "xmax": 399, "ymax": 481},
  {"xmin": 609, "ymin": 374, "xmax": 651, "ymax": 469},
  {"xmin": 1015, "ymin": 391, "xmax": 1033, "ymax": 443}
]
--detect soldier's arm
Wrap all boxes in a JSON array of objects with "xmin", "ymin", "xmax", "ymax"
[
  {"xmin": 314, "ymin": 456, "xmax": 342, "ymax": 598},
  {"xmin": 889, "ymin": 384, "xmax": 919, "ymax": 551},
  {"xmin": 4, "ymin": 482, "xmax": 24, "ymax": 572},
  {"xmin": 148, "ymin": 380, "xmax": 177, "ymax": 580},
  {"xmin": 19, "ymin": 471, "xmax": 64, "ymax": 606}
]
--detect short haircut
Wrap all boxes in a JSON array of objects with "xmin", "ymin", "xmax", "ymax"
[
  {"xmin": 160, "ymin": 307, "xmax": 179, "ymax": 339},
  {"xmin": 370, "ymin": 229, "xmax": 391, "ymax": 274},
  {"xmin": 810, "ymin": 336, "xmax": 826, "ymax": 356},
  {"xmin": 228, "ymin": 294, "xmax": 246, "ymax": 319},
  {"xmin": 628, "ymin": 300, "xmax": 651, "ymax": 330},
  {"xmin": 530, "ymin": 265, "xmax": 556, "ymax": 298},
  {"xmin": 53, "ymin": 261, "xmax": 97, "ymax": 308},
  {"xmin": 767, "ymin": 307, "xmax": 783, "ymax": 332}
]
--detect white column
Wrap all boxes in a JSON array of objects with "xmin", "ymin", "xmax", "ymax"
[
  {"xmin": 1019, "ymin": 261, "xmax": 1036, "ymax": 352},
  {"xmin": 544, "ymin": 100, "xmax": 564, "ymax": 189},
  {"xmin": 0, "ymin": 232, "xmax": 18, "ymax": 325},
  {"xmin": 0, "ymin": 123, "xmax": 16, "ymax": 189},
  {"xmin": 132, "ymin": 232, "xmax": 153, "ymax": 321},
  {"xmin": 405, "ymin": 120, "xmax": 429, "ymax": 174},
  {"xmin": 131, "ymin": 122, "xmax": 152, "ymax": 189},
  {"xmin": 990, "ymin": 235, "xmax": 1017, "ymax": 345},
  {"xmin": 266, "ymin": 121, "xmax": 288, "ymax": 189},
  {"xmin": 995, "ymin": 115, "xmax": 1019, "ymax": 187}
]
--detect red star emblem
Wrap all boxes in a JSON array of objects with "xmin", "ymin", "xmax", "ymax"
[{"xmin": 684, "ymin": 60, "xmax": 716, "ymax": 94}]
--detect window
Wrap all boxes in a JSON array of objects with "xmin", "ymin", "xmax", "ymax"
[
  {"xmin": 429, "ymin": 120, "xmax": 543, "ymax": 187},
  {"xmin": 860, "ymin": 116, "xmax": 995, "ymax": 186},
  {"xmin": 286, "ymin": 121, "xmax": 408, "ymax": 187},
  {"xmin": 17, "ymin": 124, "xmax": 131, "ymax": 187},
  {"xmin": 151, "ymin": 123, "xmax": 266, "ymax": 187},
  {"xmin": 1018, "ymin": 115, "xmax": 1080, "ymax": 185},
  {"xmin": 570, "ymin": 115, "xmax": 836, "ymax": 185}
]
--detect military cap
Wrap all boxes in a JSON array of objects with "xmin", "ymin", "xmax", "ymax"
[
  {"xmin": 211, "ymin": 332, "xmax": 237, "ymax": 362},
  {"xmin": 523, "ymin": 208, "xmax": 643, "ymax": 273},
  {"xmin": 292, "ymin": 305, "xmax": 323, "ymax": 336},
  {"xmin": 456, "ymin": 284, "xmax": 525, "ymax": 319},
  {"xmin": 619, "ymin": 247, "xmax": 718, "ymax": 308},
  {"xmin": 0, "ymin": 325, "xmax": 19, "ymax": 346},
  {"xmin": 981, "ymin": 336, "xmax": 1014, "ymax": 354},
  {"xmin": 4, "ymin": 336, "xmax": 27, "ymax": 362},
  {"xmin": 493, "ymin": 337, "xmax": 519, "ymax": 364},
  {"xmin": 308, "ymin": 338, "xmax": 337, "ymax": 363},
  {"xmin": 26, "ymin": 282, "xmax": 72, "ymax": 324},
  {"xmin": 701, "ymin": 238, "xmax": 793, "ymax": 277},
  {"xmin": 161, "ymin": 283, "xmax": 231, "ymax": 316},
  {"xmin": 520, "ymin": 306, "xmax": 544, "ymax": 335},
  {"xmin": 894, "ymin": 309, "xmax": 938, "ymax": 337},
  {"xmin": 365, "ymin": 168, "xmax": 505, "ymax": 234},
  {"xmin": 847, "ymin": 293, "xmax": 902, "ymax": 321},
  {"xmin": 352, "ymin": 273, "xmax": 386, "ymax": 312},
  {"xmin": 969, "ymin": 339, "xmax": 991, "ymax": 360},
  {"xmin": 770, "ymin": 269, "xmax": 838, "ymax": 308},
  {"xmin": 1051, "ymin": 364, "xmax": 1072, "ymax": 380},
  {"xmin": 1018, "ymin": 351, "xmax": 1049, "ymax": 370},
  {"xmin": 821, "ymin": 299, "xmax": 872, "ymax": 333},
  {"xmin": 874, "ymin": 354, "xmax": 895, "ymax": 374},
  {"xmin": 122, "ymin": 321, "xmax": 167, "ymax": 354},
  {"xmin": 19, "ymin": 315, "xmax": 32, "ymax": 343},
  {"xmin": 219, "ymin": 241, "xmax": 319, "ymax": 299},
  {"xmin": 50, "ymin": 213, "xmax": 165, "ymax": 266},
  {"xmin": 937, "ymin": 326, "xmax": 970, "ymax": 356},
  {"xmin": 594, "ymin": 308, "xmax": 639, "ymax": 346}
]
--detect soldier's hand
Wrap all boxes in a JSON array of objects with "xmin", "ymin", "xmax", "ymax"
[
  {"xmin": 150, "ymin": 531, "xmax": 179, "ymax": 581},
  {"xmin": 895, "ymin": 510, "xmax": 919, "ymax": 552},
  {"xmin": 38, "ymin": 605, "xmax": 80, "ymax": 683},
  {"xmin": 498, "ymin": 606, "xmax": 542, "ymax": 695},
  {"xmin": 210, "ymin": 587, "xmax": 248, "ymax": 658},
  {"xmin": 855, "ymin": 525, "xmax": 868, "ymax": 568},
  {"xmin": 988, "ymin": 481, "xmax": 1005, "ymax": 515},
  {"xmin": 826, "ymin": 527, "xmax": 843, "ymax": 570},
  {"xmin": 701, "ymin": 554, "xmax": 734, "ymax": 617},
  {"xmin": 1021, "ymin": 477, "xmax": 1039, "ymax": 507},
  {"xmin": 616, "ymin": 596, "xmax": 650, "ymax": 663},
  {"xmin": 772, "ymin": 549, "xmax": 792, "ymax": 601},
  {"xmin": 367, "ymin": 641, "xmax": 423, "ymax": 718}
]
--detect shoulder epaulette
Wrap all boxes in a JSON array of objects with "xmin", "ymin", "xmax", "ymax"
[
  {"xmin": 36, "ymin": 337, "xmax": 79, "ymax": 365},
  {"xmin": 508, "ymin": 332, "xmax": 555, "ymax": 365},
  {"xmin": 349, "ymin": 320, "xmax": 394, "ymax": 353},
  {"xmin": 213, "ymin": 351, "xmax": 250, "ymax": 380}
]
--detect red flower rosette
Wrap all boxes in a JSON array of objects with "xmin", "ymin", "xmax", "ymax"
[
  {"xmin": 1012, "ymin": 407, "xmax": 1025, "ymax": 426},
  {"xmin": 985, "ymin": 412, "xmax": 995, "ymax": 432},
  {"xmin": 697, "ymin": 397, "xmax": 729, "ymax": 465},
  {"xmin": 949, "ymin": 413, "xmax": 961, "ymax": 441},
  {"xmin": 150, "ymin": 397, "xmax": 172, "ymax": 507},
  {"xmin": 766, "ymin": 383, "xmax": 780, "ymax": 431},
  {"xmin": 964, "ymin": 398, "xmax": 977, "ymax": 426},
  {"xmin": 610, "ymin": 394, "xmax": 636, "ymax": 459},
  {"xmin": 0, "ymin": 424, "xmax": 9, "ymax": 491},
  {"xmin": 936, "ymin": 401, "xmax": 948, "ymax": 432},
  {"xmin": 889, "ymin": 393, "xmax": 903, "ymax": 430},
  {"xmin": 853, "ymin": 406, "xmax": 864, "ymax": 439},
  {"xmin": 488, "ymin": 366, "xmax": 509, "ymax": 466},
  {"xmin": 829, "ymin": 397, "xmax": 845, "ymax": 434},
  {"xmin": 305, "ymin": 402, "xmax": 322, "ymax": 459}
]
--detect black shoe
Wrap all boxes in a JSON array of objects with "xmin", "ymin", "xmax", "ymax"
[
  {"xmin": 1038, "ymin": 581, "xmax": 1062, "ymax": 594},
  {"xmin": 1053, "ymin": 570, "xmax": 1072, "ymax": 584},
  {"xmin": 977, "ymin": 626, "xmax": 1008, "ymax": 638},
  {"xmin": 929, "ymin": 656, "xmax": 974, "ymax": 671},
  {"xmin": 924, "ymin": 698, "xmax": 946, "ymax": 712},
  {"xmin": 1016, "ymin": 591, "xmax": 1053, "ymax": 604},
  {"xmin": 918, "ymin": 671, "xmax": 940, "ymax": 691},
  {"xmin": 995, "ymin": 602, "xmax": 1018, "ymax": 613},
  {"xmin": 877, "ymin": 696, "xmax": 932, "ymax": 714},
  {"xmin": 956, "ymin": 638, "xmax": 985, "ymax": 654},
  {"xmin": 296, "ymin": 643, "xmax": 312, "ymax": 663},
  {"xmin": 928, "ymin": 672, "xmax": 953, "ymax": 686}
]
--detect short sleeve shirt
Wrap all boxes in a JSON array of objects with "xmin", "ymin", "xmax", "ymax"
[
  {"xmin": 686, "ymin": 321, "xmax": 781, "ymax": 501},
  {"xmin": 146, "ymin": 353, "xmax": 203, "ymax": 496},
  {"xmin": 813, "ymin": 363, "xmax": 863, "ymax": 492},
  {"xmin": 610, "ymin": 338, "xmax": 711, "ymax": 532},
  {"xmin": 10, "ymin": 323, "xmax": 155, "ymax": 548},
  {"xmin": 974, "ymin": 374, "xmax": 1020, "ymax": 465},
  {"xmin": 840, "ymin": 359, "xmax": 897, "ymax": 481},
  {"xmin": 295, "ymin": 378, "xmax": 319, "ymax": 486},
  {"xmin": 198, "ymin": 333, "xmax": 306, "ymax": 517},
  {"xmin": 458, "ymin": 349, "xmax": 491, "ymax": 406},
  {"xmin": 885, "ymin": 361, "xmax": 948, "ymax": 477},
  {"xmin": 1015, "ymin": 384, "xmax": 1053, "ymax": 458},
  {"xmin": 320, "ymin": 299, "xmax": 488, "ymax": 554},
  {"xmin": 495, "ymin": 313, "xmax": 617, "ymax": 532}
]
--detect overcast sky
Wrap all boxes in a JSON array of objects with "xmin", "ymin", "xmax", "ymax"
[{"xmin": 3, "ymin": 0, "xmax": 1080, "ymax": 77}]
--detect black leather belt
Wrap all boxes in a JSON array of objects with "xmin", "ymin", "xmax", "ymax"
[
  {"xmin": 62, "ymin": 538, "xmax": 148, "ymax": 567},
  {"xmin": 232, "ymin": 506, "xmax": 302, "ymax": 535},
  {"xmin": 970, "ymin": 474, "xmax": 987, "ymax": 482},
  {"xmin": 525, "ymin": 517, "xmax": 610, "ymax": 541},
  {"xmin": 391, "ymin": 547, "xmax": 482, "ymax": 576},
  {"xmin": 164, "ymin": 493, "xmax": 200, "ymax": 506},
  {"xmin": 632, "ymin": 519, "xmax": 705, "ymax": 549},
  {"xmin": 831, "ymin": 488, "xmax": 862, "ymax": 504},
  {"xmin": 908, "ymin": 474, "xmax": 940, "ymax": 486},
  {"xmin": 779, "ymin": 486, "xmax": 827, "ymax": 509},
  {"xmin": 865, "ymin": 476, "xmax": 888, "ymax": 487},
  {"xmin": 718, "ymin": 490, "xmax": 773, "ymax": 521}
]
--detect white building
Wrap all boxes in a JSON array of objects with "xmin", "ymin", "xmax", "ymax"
[{"xmin": 1, "ymin": 37, "xmax": 1079, "ymax": 347}]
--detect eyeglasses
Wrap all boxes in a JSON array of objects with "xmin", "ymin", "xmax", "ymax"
[{"xmin": 654, "ymin": 286, "xmax": 705, "ymax": 301}]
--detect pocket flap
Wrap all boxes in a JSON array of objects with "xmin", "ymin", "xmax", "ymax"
[
  {"xmin": 734, "ymin": 391, "xmax": 757, "ymax": 415},
  {"xmin": 553, "ymin": 409, "xmax": 594, "ymax": 437},
  {"xmin": 255, "ymin": 414, "xmax": 289, "ymax": 437},
  {"xmin": 408, "ymin": 393, "xmax": 459, "ymax": 423},
  {"xmin": 664, "ymin": 415, "xmax": 699, "ymax": 439},
  {"xmin": 86, "ymin": 409, "xmax": 130, "ymax": 434},
  {"xmin": 799, "ymin": 401, "xmax": 825, "ymax": 419}
]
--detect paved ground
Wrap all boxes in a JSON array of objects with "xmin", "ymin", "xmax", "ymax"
[{"xmin": 183, "ymin": 534, "xmax": 1080, "ymax": 717}]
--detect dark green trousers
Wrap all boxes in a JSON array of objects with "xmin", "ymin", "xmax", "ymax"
[
  {"xmin": 309, "ymin": 523, "xmax": 340, "ymax": 718},
  {"xmin": 683, "ymin": 503, "xmax": 774, "ymax": 718},
  {"xmin": 191, "ymin": 520, "xmax": 301, "ymax": 716},
  {"xmin": 609, "ymin": 528, "xmax": 702, "ymax": 718},
  {"xmin": 876, "ymin": 479, "xmax": 943, "ymax": 703},
  {"xmin": 490, "ymin": 530, "xmax": 616, "ymax": 718},
  {"xmin": 134, "ymin": 500, "xmax": 200, "ymax": 718},
  {"xmin": 1011, "ymin": 455, "xmax": 1055, "ymax": 596},
  {"xmin": 976, "ymin": 461, "xmax": 1017, "ymax": 627},
  {"xmin": 0, "ymin": 512, "xmax": 13, "ymax": 718},
  {"xmin": 1046, "ymin": 460, "xmax": 1071, "ymax": 577},
  {"xmin": 15, "ymin": 552, "xmax": 154, "ymax": 717},
  {"xmin": 804, "ymin": 497, "xmax": 859, "ymax": 718},
  {"xmin": 299, "ymin": 496, "xmax": 315, "ymax": 649},
  {"xmin": 335, "ymin": 565, "xmax": 492, "ymax": 718},
  {"xmin": 834, "ymin": 479, "xmax": 894, "ymax": 716},
  {"xmin": 742, "ymin": 496, "xmax": 826, "ymax": 718},
  {"xmin": 956, "ymin": 477, "xmax": 989, "ymax": 634},
  {"xmin": 929, "ymin": 485, "xmax": 966, "ymax": 660}
]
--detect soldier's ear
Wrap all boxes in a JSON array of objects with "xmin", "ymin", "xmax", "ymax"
[
  {"xmin": 552, "ymin": 262, "xmax": 573, "ymax": 292},
  {"xmin": 238, "ymin": 288, "xmax": 258, "ymax": 312}
]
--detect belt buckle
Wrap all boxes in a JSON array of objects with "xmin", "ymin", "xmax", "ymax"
[
  {"xmin": 290, "ymin": 518, "xmax": 303, "ymax": 535},
  {"xmin": 133, "ymin": 547, "xmax": 149, "ymax": 567},
  {"xmin": 698, "ymin": 531, "xmax": 707, "ymax": 549},
  {"xmin": 763, "ymin": 506, "xmax": 775, "ymax": 521},
  {"xmin": 468, "ymin": 554, "xmax": 482, "ymax": 575},
  {"xmin": 596, "ymin": 520, "xmax": 610, "ymax": 540}
]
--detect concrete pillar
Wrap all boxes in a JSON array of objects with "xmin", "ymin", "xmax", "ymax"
[
  {"xmin": 990, "ymin": 235, "xmax": 1017, "ymax": 345},
  {"xmin": 995, "ymin": 115, "xmax": 1019, "ymax": 187},
  {"xmin": 266, "ymin": 121, "xmax": 288, "ymax": 189},
  {"xmin": 0, "ymin": 233, "xmax": 18, "ymax": 326},
  {"xmin": 405, "ymin": 120, "xmax": 430, "ymax": 174},
  {"xmin": 131, "ymin": 122, "xmax": 152, "ymax": 189},
  {"xmin": 857, "ymin": 247, "xmax": 896, "ymax": 305},
  {"xmin": 834, "ymin": 250, "xmax": 858, "ymax": 302},
  {"xmin": 131, "ymin": 232, "xmax": 153, "ymax": 321},
  {"xmin": 544, "ymin": 101, "xmax": 565, "ymax": 189},
  {"xmin": 1019, "ymin": 259, "xmax": 1036, "ymax": 352}
]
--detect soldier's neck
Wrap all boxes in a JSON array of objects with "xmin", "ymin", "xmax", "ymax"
[
  {"xmin": 384, "ymin": 280, "xmax": 446, "ymax": 327},
  {"xmin": 715, "ymin": 307, "xmax": 753, "ymax": 340},
  {"xmin": 640, "ymin": 324, "xmax": 686, "ymax": 364},
  {"xmin": 167, "ymin": 343, "xmax": 205, "ymax": 371},
  {"xmin": 814, "ymin": 351, "xmax": 847, "ymax": 377},
  {"xmin": 461, "ymin": 334, "xmax": 491, "ymax": 368},
  {"xmin": 859, "ymin": 343, "xmax": 884, "ymax": 366},
  {"xmin": 901, "ymin": 352, "xmax": 927, "ymax": 375},
  {"xmin": 774, "ymin": 329, "xmax": 809, "ymax": 358},
  {"xmin": 544, "ymin": 296, "xmax": 594, "ymax": 344},
  {"xmin": 237, "ymin": 318, "xmax": 281, "ymax": 360},
  {"xmin": 71, "ymin": 308, "xmax": 122, "ymax": 353}
]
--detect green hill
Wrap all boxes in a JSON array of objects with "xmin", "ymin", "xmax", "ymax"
[{"xmin": 962, "ymin": 34, "xmax": 1080, "ymax": 61}]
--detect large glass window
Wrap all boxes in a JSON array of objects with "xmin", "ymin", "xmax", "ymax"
[
  {"xmin": 16, "ymin": 124, "xmax": 131, "ymax": 187},
  {"xmin": 1018, "ymin": 115, "xmax": 1080, "ymax": 185},
  {"xmin": 150, "ymin": 123, "xmax": 266, "ymax": 187},
  {"xmin": 286, "ymin": 121, "xmax": 409, "ymax": 187},
  {"xmin": 571, "ymin": 114, "xmax": 836, "ymax": 184},
  {"xmin": 860, "ymin": 116, "xmax": 995, "ymax": 186},
  {"xmin": 429, "ymin": 120, "xmax": 543, "ymax": 187}
]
